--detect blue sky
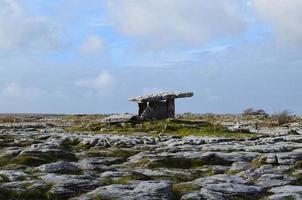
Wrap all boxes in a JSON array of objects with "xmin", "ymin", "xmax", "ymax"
[{"xmin": 0, "ymin": 0, "xmax": 302, "ymax": 114}]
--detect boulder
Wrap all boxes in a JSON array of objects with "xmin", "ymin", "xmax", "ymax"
[{"xmin": 36, "ymin": 161, "xmax": 81, "ymax": 174}]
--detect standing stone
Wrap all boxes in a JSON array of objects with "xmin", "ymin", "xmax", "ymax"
[{"xmin": 167, "ymin": 99, "xmax": 175, "ymax": 118}]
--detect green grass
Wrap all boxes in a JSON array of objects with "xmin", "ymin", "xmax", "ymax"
[
  {"xmin": 87, "ymin": 147, "xmax": 139, "ymax": 159},
  {"xmin": 293, "ymin": 161, "xmax": 302, "ymax": 169},
  {"xmin": 130, "ymin": 157, "xmax": 151, "ymax": 168},
  {"xmin": 0, "ymin": 174, "xmax": 9, "ymax": 183},
  {"xmin": 251, "ymin": 156, "xmax": 267, "ymax": 168},
  {"xmin": 289, "ymin": 160, "xmax": 302, "ymax": 186},
  {"xmin": 131, "ymin": 155, "xmax": 233, "ymax": 170},
  {"xmin": 66, "ymin": 119, "xmax": 255, "ymax": 138},
  {"xmin": 13, "ymin": 156, "xmax": 50, "ymax": 167},
  {"xmin": 95, "ymin": 195, "xmax": 118, "ymax": 200},
  {"xmin": 172, "ymin": 183, "xmax": 199, "ymax": 200},
  {"xmin": 147, "ymin": 157, "xmax": 205, "ymax": 169},
  {"xmin": 0, "ymin": 135, "xmax": 14, "ymax": 147},
  {"xmin": 225, "ymin": 169, "xmax": 242, "ymax": 175},
  {"xmin": 0, "ymin": 156, "xmax": 10, "ymax": 167},
  {"xmin": 11, "ymin": 151, "xmax": 78, "ymax": 167},
  {"xmin": 0, "ymin": 182, "xmax": 53, "ymax": 200}
]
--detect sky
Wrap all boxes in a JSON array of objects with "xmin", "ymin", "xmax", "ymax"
[{"xmin": 0, "ymin": 0, "xmax": 301, "ymax": 114}]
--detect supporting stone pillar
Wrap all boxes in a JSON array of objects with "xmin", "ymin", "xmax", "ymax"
[
  {"xmin": 141, "ymin": 101, "xmax": 168, "ymax": 120},
  {"xmin": 167, "ymin": 99, "xmax": 175, "ymax": 118},
  {"xmin": 138, "ymin": 102, "xmax": 147, "ymax": 116}
]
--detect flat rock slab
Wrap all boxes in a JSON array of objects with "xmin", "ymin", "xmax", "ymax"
[
  {"xmin": 255, "ymin": 174, "xmax": 296, "ymax": 188},
  {"xmin": 193, "ymin": 174, "xmax": 248, "ymax": 186},
  {"xmin": 102, "ymin": 114, "xmax": 136, "ymax": 123},
  {"xmin": 269, "ymin": 186, "xmax": 302, "ymax": 194},
  {"xmin": 129, "ymin": 91, "xmax": 193, "ymax": 102},
  {"xmin": 204, "ymin": 183, "xmax": 264, "ymax": 196},
  {"xmin": 41, "ymin": 174, "xmax": 99, "ymax": 199},
  {"xmin": 84, "ymin": 180, "xmax": 172, "ymax": 200},
  {"xmin": 36, "ymin": 161, "xmax": 80, "ymax": 174},
  {"xmin": 268, "ymin": 193, "xmax": 302, "ymax": 200}
]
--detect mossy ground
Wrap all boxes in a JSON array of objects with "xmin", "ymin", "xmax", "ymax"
[
  {"xmin": 172, "ymin": 182, "xmax": 199, "ymax": 200},
  {"xmin": 87, "ymin": 147, "xmax": 139, "ymax": 159},
  {"xmin": 0, "ymin": 156, "xmax": 10, "ymax": 167},
  {"xmin": 292, "ymin": 160, "xmax": 302, "ymax": 169},
  {"xmin": 95, "ymin": 195, "xmax": 117, "ymax": 200},
  {"xmin": 0, "ymin": 182, "xmax": 53, "ymax": 200},
  {"xmin": 131, "ymin": 154, "xmax": 233, "ymax": 170},
  {"xmin": 0, "ymin": 174, "xmax": 9, "ymax": 183},
  {"xmin": 13, "ymin": 156, "xmax": 50, "ymax": 167},
  {"xmin": 225, "ymin": 169, "xmax": 242, "ymax": 175},
  {"xmin": 0, "ymin": 152, "xmax": 78, "ymax": 168},
  {"xmin": 146, "ymin": 157, "xmax": 205, "ymax": 169},
  {"xmin": 66, "ymin": 119, "xmax": 255, "ymax": 138},
  {"xmin": 289, "ymin": 160, "xmax": 302, "ymax": 185},
  {"xmin": 251, "ymin": 156, "xmax": 267, "ymax": 168},
  {"xmin": 99, "ymin": 171, "xmax": 152, "ymax": 186}
]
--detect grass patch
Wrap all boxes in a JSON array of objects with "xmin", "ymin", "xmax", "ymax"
[
  {"xmin": 63, "ymin": 114, "xmax": 108, "ymax": 123},
  {"xmin": 99, "ymin": 177, "xmax": 115, "ymax": 186},
  {"xmin": 87, "ymin": 147, "xmax": 139, "ymax": 159},
  {"xmin": 225, "ymin": 169, "xmax": 242, "ymax": 175},
  {"xmin": 292, "ymin": 174, "xmax": 302, "ymax": 186},
  {"xmin": 12, "ymin": 150, "xmax": 78, "ymax": 167},
  {"xmin": 11, "ymin": 151, "xmax": 78, "ymax": 167},
  {"xmin": 0, "ymin": 183, "xmax": 53, "ymax": 200},
  {"xmin": 0, "ymin": 135, "xmax": 14, "ymax": 147},
  {"xmin": 289, "ymin": 160, "xmax": 302, "ymax": 185},
  {"xmin": 131, "ymin": 157, "xmax": 151, "ymax": 168},
  {"xmin": 66, "ymin": 119, "xmax": 255, "ymax": 138},
  {"xmin": 112, "ymin": 177, "xmax": 130, "ymax": 185},
  {"xmin": 251, "ymin": 156, "xmax": 267, "ymax": 168},
  {"xmin": 293, "ymin": 161, "xmax": 302, "ymax": 169},
  {"xmin": 95, "ymin": 195, "xmax": 118, "ymax": 200},
  {"xmin": 147, "ymin": 157, "xmax": 204, "ymax": 169},
  {"xmin": 132, "ymin": 155, "xmax": 232, "ymax": 170},
  {"xmin": 153, "ymin": 175, "xmax": 199, "ymax": 183},
  {"xmin": 13, "ymin": 156, "xmax": 49, "ymax": 167},
  {"xmin": 0, "ymin": 156, "xmax": 10, "ymax": 167},
  {"xmin": 60, "ymin": 138, "xmax": 81, "ymax": 150},
  {"xmin": 172, "ymin": 182, "xmax": 199, "ymax": 200},
  {"xmin": 0, "ymin": 174, "xmax": 9, "ymax": 183},
  {"xmin": 126, "ymin": 171, "xmax": 152, "ymax": 181}
]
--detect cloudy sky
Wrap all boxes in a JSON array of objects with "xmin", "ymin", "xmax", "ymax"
[{"xmin": 0, "ymin": 0, "xmax": 301, "ymax": 114}]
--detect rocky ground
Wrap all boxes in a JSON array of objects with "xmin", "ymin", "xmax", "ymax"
[{"xmin": 0, "ymin": 115, "xmax": 302, "ymax": 200}]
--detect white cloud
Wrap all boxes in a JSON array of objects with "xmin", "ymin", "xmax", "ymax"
[
  {"xmin": 90, "ymin": 17, "xmax": 113, "ymax": 27},
  {"xmin": 106, "ymin": 0, "xmax": 246, "ymax": 49},
  {"xmin": 4, "ymin": 0, "xmax": 22, "ymax": 13},
  {"xmin": 252, "ymin": 0, "xmax": 302, "ymax": 45},
  {"xmin": 75, "ymin": 70, "xmax": 114, "ymax": 90},
  {"xmin": 2, "ymin": 83, "xmax": 22, "ymax": 97},
  {"xmin": 0, "ymin": 0, "xmax": 63, "ymax": 51},
  {"xmin": 80, "ymin": 35, "xmax": 105, "ymax": 54},
  {"xmin": 1, "ymin": 82, "xmax": 43, "ymax": 98}
]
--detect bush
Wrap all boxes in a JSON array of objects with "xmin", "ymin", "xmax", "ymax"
[
  {"xmin": 272, "ymin": 110, "xmax": 294, "ymax": 126},
  {"xmin": 242, "ymin": 108, "xmax": 268, "ymax": 117},
  {"xmin": 243, "ymin": 108, "xmax": 254, "ymax": 115}
]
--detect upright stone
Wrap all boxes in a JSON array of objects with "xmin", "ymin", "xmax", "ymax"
[
  {"xmin": 167, "ymin": 99, "xmax": 175, "ymax": 118},
  {"xmin": 138, "ymin": 103, "xmax": 147, "ymax": 116}
]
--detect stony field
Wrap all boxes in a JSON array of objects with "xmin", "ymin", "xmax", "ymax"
[{"xmin": 0, "ymin": 114, "xmax": 301, "ymax": 200}]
